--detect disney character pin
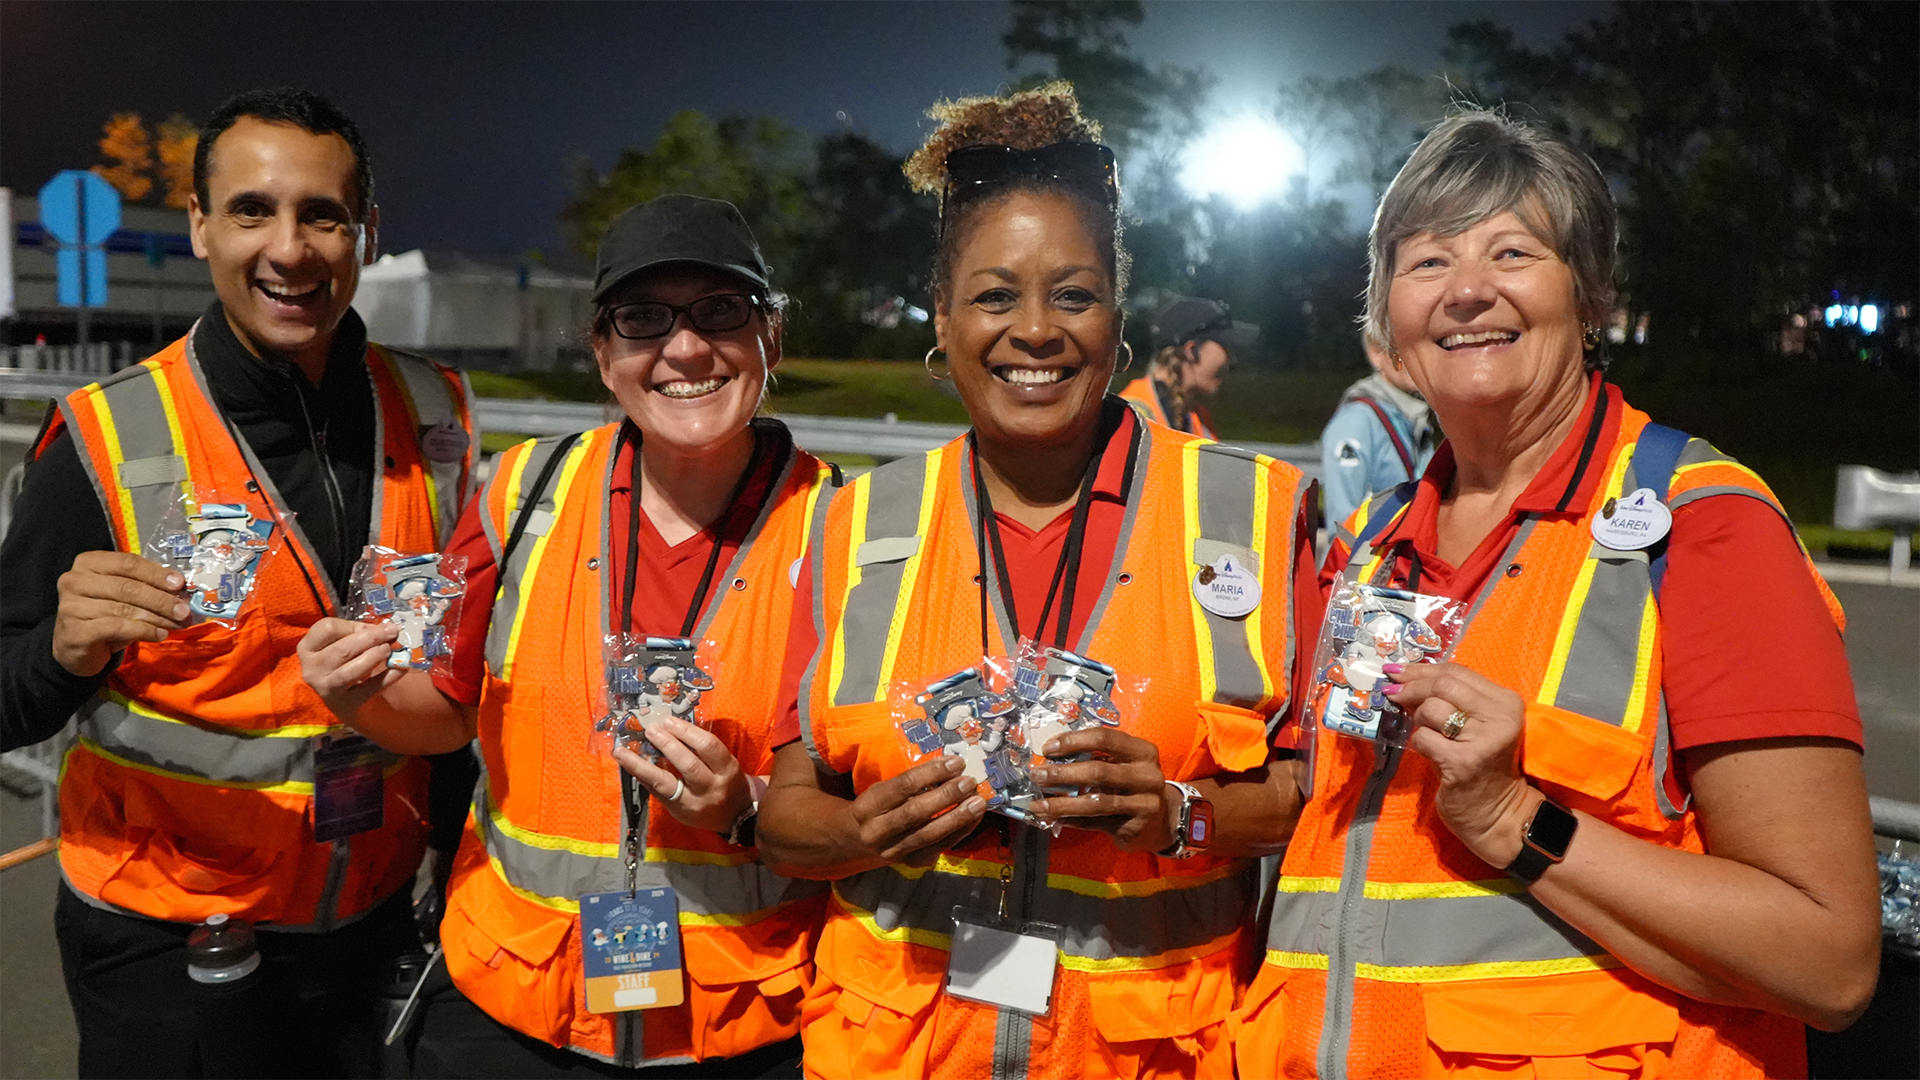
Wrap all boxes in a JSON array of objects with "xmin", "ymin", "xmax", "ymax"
[
  {"xmin": 156, "ymin": 503, "xmax": 274, "ymax": 620},
  {"xmin": 1591, "ymin": 487, "xmax": 1672, "ymax": 551}
]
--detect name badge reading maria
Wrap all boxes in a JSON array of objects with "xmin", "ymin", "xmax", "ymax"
[
  {"xmin": 1193, "ymin": 553, "xmax": 1261, "ymax": 618},
  {"xmin": 582, "ymin": 888, "xmax": 684, "ymax": 1013},
  {"xmin": 1591, "ymin": 487, "xmax": 1672, "ymax": 551}
]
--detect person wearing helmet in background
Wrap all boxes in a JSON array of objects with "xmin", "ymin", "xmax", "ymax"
[{"xmin": 1117, "ymin": 295, "xmax": 1257, "ymax": 438}]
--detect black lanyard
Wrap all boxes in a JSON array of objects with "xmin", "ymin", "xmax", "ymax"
[
  {"xmin": 615, "ymin": 420, "xmax": 768, "ymax": 892},
  {"xmin": 968, "ymin": 399, "xmax": 1131, "ymax": 655}
]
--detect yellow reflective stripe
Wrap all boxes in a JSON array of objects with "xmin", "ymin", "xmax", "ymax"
[
  {"xmin": 834, "ymin": 887, "xmax": 952, "ymax": 949},
  {"xmin": 486, "ymin": 851, "xmax": 581, "ymax": 912},
  {"xmin": 645, "ymin": 846, "xmax": 752, "ymax": 869},
  {"xmin": 74, "ymin": 735, "xmax": 315, "ymax": 795},
  {"xmin": 826, "ymin": 474, "xmax": 872, "ymax": 703},
  {"xmin": 1355, "ymin": 954, "xmax": 1621, "ymax": 983},
  {"xmin": 874, "ymin": 449, "xmax": 943, "ymax": 693},
  {"xmin": 371, "ymin": 348, "xmax": 440, "ymax": 534},
  {"xmin": 795, "ymin": 464, "xmax": 831, "ymax": 566},
  {"xmin": 104, "ymin": 691, "xmax": 334, "ymax": 738},
  {"xmin": 490, "ymin": 802, "xmax": 620, "ymax": 859},
  {"xmin": 1538, "ymin": 442, "xmax": 1638, "ymax": 706},
  {"xmin": 1619, "ymin": 590, "xmax": 1660, "ymax": 735},
  {"xmin": 890, "ymin": 853, "xmax": 1007, "ymax": 881},
  {"xmin": 500, "ymin": 435, "xmax": 593, "ymax": 681},
  {"xmin": 1047, "ymin": 860, "xmax": 1239, "ymax": 900},
  {"xmin": 144, "ymin": 362, "xmax": 195, "ymax": 503},
  {"xmin": 1182, "ymin": 441, "xmax": 1217, "ymax": 702},
  {"xmin": 1241, "ymin": 455, "xmax": 1277, "ymax": 701},
  {"xmin": 1058, "ymin": 929, "xmax": 1240, "ymax": 973},
  {"xmin": 1277, "ymin": 875, "xmax": 1342, "ymax": 893},
  {"xmin": 1266, "ymin": 949, "xmax": 1330, "ymax": 971},
  {"xmin": 680, "ymin": 905, "xmax": 784, "ymax": 929},
  {"xmin": 89, "ymin": 391, "xmax": 142, "ymax": 545},
  {"xmin": 1363, "ymin": 877, "xmax": 1526, "ymax": 900},
  {"xmin": 1672, "ymin": 458, "xmax": 1768, "ymax": 491}
]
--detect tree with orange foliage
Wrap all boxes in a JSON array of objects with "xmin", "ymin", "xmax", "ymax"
[
  {"xmin": 94, "ymin": 112, "xmax": 154, "ymax": 202},
  {"xmin": 155, "ymin": 115, "xmax": 197, "ymax": 210}
]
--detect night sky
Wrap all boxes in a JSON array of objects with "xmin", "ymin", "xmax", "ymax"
[{"xmin": 2, "ymin": 1, "xmax": 1608, "ymax": 261}]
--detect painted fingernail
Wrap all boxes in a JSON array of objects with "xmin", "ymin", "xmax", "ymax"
[
  {"xmin": 1382, "ymin": 663, "xmax": 1405, "ymax": 675},
  {"xmin": 1381, "ymin": 684, "xmax": 1403, "ymax": 695}
]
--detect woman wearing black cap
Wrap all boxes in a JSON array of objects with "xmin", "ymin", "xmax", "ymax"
[
  {"xmin": 298, "ymin": 194, "xmax": 832, "ymax": 1076},
  {"xmin": 1116, "ymin": 296, "xmax": 1258, "ymax": 439}
]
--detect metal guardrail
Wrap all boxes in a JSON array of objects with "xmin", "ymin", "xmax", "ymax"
[
  {"xmin": 1835, "ymin": 464, "xmax": 1920, "ymax": 575},
  {"xmin": 1874, "ymin": 797, "xmax": 1920, "ymax": 844}
]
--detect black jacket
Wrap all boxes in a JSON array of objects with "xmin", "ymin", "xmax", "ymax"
[{"xmin": 0, "ymin": 302, "xmax": 375, "ymax": 751}]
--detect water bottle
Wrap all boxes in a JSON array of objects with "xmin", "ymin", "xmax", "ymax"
[{"xmin": 187, "ymin": 913, "xmax": 262, "ymax": 983}]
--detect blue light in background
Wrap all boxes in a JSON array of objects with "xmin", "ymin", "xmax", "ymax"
[
  {"xmin": 1860, "ymin": 304, "xmax": 1879, "ymax": 334},
  {"xmin": 1825, "ymin": 304, "xmax": 1844, "ymax": 327}
]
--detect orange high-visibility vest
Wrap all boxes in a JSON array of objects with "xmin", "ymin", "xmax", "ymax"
[
  {"xmin": 1118, "ymin": 376, "xmax": 1218, "ymax": 440},
  {"xmin": 798, "ymin": 419, "xmax": 1310, "ymax": 1079},
  {"xmin": 1236, "ymin": 400, "xmax": 1845, "ymax": 1078},
  {"xmin": 45, "ymin": 329, "xmax": 476, "ymax": 930},
  {"xmin": 441, "ymin": 420, "xmax": 834, "ymax": 1067}
]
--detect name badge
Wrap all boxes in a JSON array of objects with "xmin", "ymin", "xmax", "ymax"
[
  {"xmin": 311, "ymin": 733, "xmax": 385, "ymax": 842},
  {"xmin": 582, "ymin": 888, "xmax": 684, "ymax": 1013},
  {"xmin": 945, "ymin": 909, "xmax": 1059, "ymax": 1016},
  {"xmin": 1193, "ymin": 553, "xmax": 1261, "ymax": 619},
  {"xmin": 419, "ymin": 419, "xmax": 470, "ymax": 464},
  {"xmin": 1591, "ymin": 487, "xmax": 1672, "ymax": 551}
]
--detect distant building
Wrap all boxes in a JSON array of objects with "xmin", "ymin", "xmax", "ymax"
[
  {"xmin": 4, "ymin": 189, "xmax": 212, "ymax": 347},
  {"xmin": 356, "ymin": 250, "xmax": 593, "ymax": 372}
]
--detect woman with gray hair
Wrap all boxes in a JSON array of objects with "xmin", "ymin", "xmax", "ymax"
[{"xmin": 1238, "ymin": 111, "xmax": 1879, "ymax": 1077}]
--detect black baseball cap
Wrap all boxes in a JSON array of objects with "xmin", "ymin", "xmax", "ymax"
[
  {"xmin": 591, "ymin": 194, "xmax": 771, "ymax": 304},
  {"xmin": 1150, "ymin": 296, "xmax": 1258, "ymax": 354}
]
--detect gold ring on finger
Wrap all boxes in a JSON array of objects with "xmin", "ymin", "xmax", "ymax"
[{"xmin": 1441, "ymin": 710, "xmax": 1469, "ymax": 741}]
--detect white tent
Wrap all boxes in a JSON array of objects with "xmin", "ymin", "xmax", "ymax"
[{"xmin": 355, "ymin": 250, "xmax": 592, "ymax": 370}]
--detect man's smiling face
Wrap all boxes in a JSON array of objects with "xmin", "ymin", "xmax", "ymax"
[{"xmin": 189, "ymin": 116, "xmax": 374, "ymax": 374}]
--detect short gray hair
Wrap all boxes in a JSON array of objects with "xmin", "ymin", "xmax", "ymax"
[{"xmin": 1363, "ymin": 111, "xmax": 1617, "ymax": 370}]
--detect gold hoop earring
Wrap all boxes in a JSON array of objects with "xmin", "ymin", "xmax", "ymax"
[
  {"xmin": 1117, "ymin": 341, "xmax": 1135, "ymax": 374},
  {"xmin": 924, "ymin": 345, "xmax": 947, "ymax": 382}
]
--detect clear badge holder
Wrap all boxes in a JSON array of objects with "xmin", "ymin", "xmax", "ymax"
[
  {"xmin": 1305, "ymin": 569, "xmax": 1467, "ymax": 747},
  {"xmin": 594, "ymin": 635, "xmax": 722, "ymax": 760},
  {"xmin": 946, "ymin": 905, "xmax": 1061, "ymax": 1016},
  {"xmin": 144, "ymin": 487, "xmax": 292, "ymax": 629},
  {"xmin": 344, "ymin": 546, "xmax": 467, "ymax": 676}
]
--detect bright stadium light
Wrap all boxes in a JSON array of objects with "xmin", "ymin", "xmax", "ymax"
[{"xmin": 1180, "ymin": 116, "xmax": 1303, "ymax": 209}]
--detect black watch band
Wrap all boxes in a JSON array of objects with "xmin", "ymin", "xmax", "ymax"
[{"xmin": 1504, "ymin": 797, "xmax": 1577, "ymax": 884}]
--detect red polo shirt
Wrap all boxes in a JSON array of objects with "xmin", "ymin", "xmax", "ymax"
[
  {"xmin": 434, "ymin": 426, "xmax": 781, "ymax": 706},
  {"xmin": 1321, "ymin": 374, "xmax": 1861, "ymax": 755}
]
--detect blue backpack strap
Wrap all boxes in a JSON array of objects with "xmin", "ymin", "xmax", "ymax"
[
  {"xmin": 1627, "ymin": 423, "xmax": 1691, "ymax": 597},
  {"xmin": 1349, "ymin": 481, "xmax": 1418, "ymax": 555}
]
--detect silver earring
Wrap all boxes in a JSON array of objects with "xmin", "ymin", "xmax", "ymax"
[
  {"xmin": 1117, "ymin": 341, "xmax": 1135, "ymax": 373},
  {"xmin": 924, "ymin": 345, "xmax": 947, "ymax": 382},
  {"xmin": 1582, "ymin": 324, "xmax": 1603, "ymax": 350}
]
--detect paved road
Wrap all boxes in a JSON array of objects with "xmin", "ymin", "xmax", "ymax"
[{"xmin": 1, "ymin": 416, "xmax": 1915, "ymax": 1077}]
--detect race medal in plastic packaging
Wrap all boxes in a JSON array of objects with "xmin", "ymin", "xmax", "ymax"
[
  {"xmin": 946, "ymin": 908, "xmax": 1060, "ymax": 1016},
  {"xmin": 1012, "ymin": 639, "xmax": 1124, "ymax": 800},
  {"xmin": 1307, "ymin": 574, "xmax": 1467, "ymax": 747},
  {"xmin": 897, "ymin": 665, "xmax": 1024, "ymax": 814},
  {"xmin": 311, "ymin": 732, "xmax": 386, "ymax": 842},
  {"xmin": 581, "ymin": 888, "xmax": 685, "ymax": 1013},
  {"xmin": 146, "ymin": 495, "xmax": 283, "ymax": 626},
  {"xmin": 347, "ymin": 547, "xmax": 468, "ymax": 675},
  {"xmin": 595, "ymin": 636, "xmax": 717, "ymax": 759}
]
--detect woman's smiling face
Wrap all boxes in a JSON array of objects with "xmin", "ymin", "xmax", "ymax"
[
  {"xmin": 936, "ymin": 190, "xmax": 1120, "ymax": 452},
  {"xmin": 1386, "ymin": 209, "xmax": 1585, "ymax": 413}
]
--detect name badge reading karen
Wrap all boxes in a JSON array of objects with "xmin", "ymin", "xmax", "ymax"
[
  {"xmin": 1193, "ymin": 553, "xmax": 1261, "ymax": 618},
  {"xmin": 1591, "ymin": 487, "xmax": 1672, "ymax": 551},
  {"xmin": 582, "ymin": 889, "xmax": 684, "ymax": 1013},
  {"xmin": 945, "ymin": 909, "xmax": 1059, "ymax": 1016}
]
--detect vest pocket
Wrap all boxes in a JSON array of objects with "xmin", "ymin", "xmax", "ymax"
[
  {"xmin": 1085, "ymin": 949, "xmax": 1240, "ymax": 1043},
  {"xmin": 1422, "ymin": 968, "xmax": 1679, "ymax": 1071},
  {"xmin": 441, "ymin": 863, "xmax": 577, "ymax": 1047},
  {"xmin": 1196, "ymin": 702, "xmax": 1273, "ymax": 775},
  {"xmin": 1522, "ymin": 703, "xmax": 1646, "ymax": 803}
]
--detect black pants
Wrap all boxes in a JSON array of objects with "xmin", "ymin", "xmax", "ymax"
[
  {"xmin": 409, "ymin": 962, "xmax": 802, "ymax": 1080},
  {"xmin": 55, "ymin": 882, "xmax": 420, "ymax": 1079}
]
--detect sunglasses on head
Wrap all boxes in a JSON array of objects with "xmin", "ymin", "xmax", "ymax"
[{"xmin": 941, "ymin": 142, "xmax": 1120, "ymax": 222}]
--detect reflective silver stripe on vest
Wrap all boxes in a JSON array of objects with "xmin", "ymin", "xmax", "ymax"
[
  {"xmin": 74, "ymin": 696, "xmax": 322, "ymax": 788},
  {"xmin": 1193, "ymin": 445, "xmax": 1271, "ymax": 709},
  {"xmin": 1271, "ymin": 884, "xmax": 1605, "ymax": 971},
  {"xmin": 382, "ymin": 348, "xmax": 474, "ymax": 546},
  {"xmin": 67, "ymin": 363, "xmax": 189, "ymax": 547},
  {"xmin": 482, "ymin": 434, "xmax": 591, "ymax": 677},
  {"xmin": 474, "ymin": 786, "xmax": 827, "ymax": 915},
  {"xmin": 834, "ymin": 860, "xmax": 1254, "ymax": 962},
  {"xmin": 1548, "ymin": 451, "xmax": 1657, "ymax": 729},
  {"xmin": 829, "ymin": 455, "xmax": 932, "ymax": 706},
  {"xmin": 797, "ymin": 474, "xmax": 838, "ymax": 764}
]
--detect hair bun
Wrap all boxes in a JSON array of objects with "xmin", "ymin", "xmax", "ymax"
[{"xmin": 903, "ymin": 81, "xmax": 1102, "ymax": 198}]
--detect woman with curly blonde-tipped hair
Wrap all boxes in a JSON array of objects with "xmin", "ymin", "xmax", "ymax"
[{"xmin": 756, "ymin": 82, "xmax": 1319, "ymax": 1079}]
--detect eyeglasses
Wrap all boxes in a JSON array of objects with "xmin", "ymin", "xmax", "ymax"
[
  {"xmin": 607, "ymin": 293, "xmax": 760, "ymax": 340},
  {"xmin": 941, "ymin": 143, "xmax": 1120, "ymax": 223}
]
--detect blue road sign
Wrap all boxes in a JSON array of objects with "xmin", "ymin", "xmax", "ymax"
[
  {"xmin": 56, "ymin": 248, "xmax": 110, "ymax": 308},
  {"xmin": 39, "ymin": 170, "xmax": 121, "ymax": 245}
]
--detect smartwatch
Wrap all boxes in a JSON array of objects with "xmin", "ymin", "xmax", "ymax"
[
  {"xmin": 1504, "ymin": 797, "xmax": 1578, "ymax": 884},
  {"xmin": 1157, "ymin": 781, "xmax": 1214, "ymax": 859}
]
